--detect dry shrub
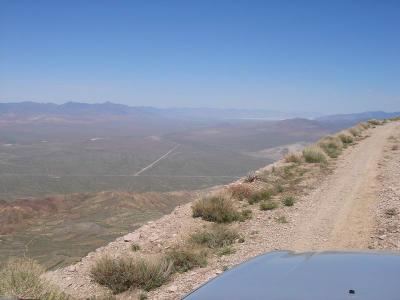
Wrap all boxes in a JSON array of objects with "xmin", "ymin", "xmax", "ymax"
[
  {"xmin": 0, "ymin": 258, "xmax": 68, "ymax": 300},
  {"xmin": 166, "ymin": 249, "xmax": 207, "ymax": 273},
  {"xmin": 244, "ymin": 172, "xmax": 259, "ymax": 183},
  {"xmin": 192, "ymin": 195, "xmax": 240, "ymax": 223},
  {"xmin": 348, "ymin": 127, "xmax": 362, "ymax": 137},
  {"xmin": 338, "ymin": 132, "xmax": 354, "ymax": 144},
  {"xmin": 259, "ymin": 201, "xmax": 278, "ymax": 211},
  {"xmin": 284, "ymin": 153, "xmax": 302, "ymax": 163},
  {"xmin": 229, "ymin": 184, "xmax": 252, "ymax": 201},
  {"xmin": 367, "ymin": 119, "xmax": 382, "ymax": 126},
  {"xmin": 248, "ymin": 189, "xmax": 273, "ymax": 205},
  {"xmin": 90, "ymin": 256, "xmax": 172, "ymax": 294},
  {"xmin": 318, "ymin": 136, "xmax": 343, "ymax": 158},
  {"xmin": 302, "ymin": 147, "xmax": 327, "ymax": 164},
  {"xmin": 190, "ymin": 225, "xmax": 239, "ymax": 249}
]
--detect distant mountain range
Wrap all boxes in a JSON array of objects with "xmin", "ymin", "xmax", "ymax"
[
  {"xmin": 0, "ymin": 101, "xmax": 398, "ymax": 122},
  {"xmin": 0, "ymin": 101, "xmax": 318, "ymax": 120},
  {"xmin": 316, "ymin": 111, "xmax": 400, "ymax": 124}
]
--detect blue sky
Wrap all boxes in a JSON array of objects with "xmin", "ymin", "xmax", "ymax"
[{"xmin": 0, "ymin": 0, "xmax": 399, "ymax": 113}]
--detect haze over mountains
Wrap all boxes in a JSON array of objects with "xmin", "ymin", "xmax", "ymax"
[
  {"xmin": 1, "ymin": 101, "xmax": 398, "ymax": 122},
  {"xmin": 0, "ymin": 101, "xmax": 317, "ymax": 120}
]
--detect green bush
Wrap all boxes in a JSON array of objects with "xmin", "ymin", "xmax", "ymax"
[
  {"xmin": 282, "ymin": 196, "xmax": 295, "ymax": 206},
  {"xmin": 259, "ymin": 201, "xmax": 278, "ymax": 211},
  {"xmin": 302, "ymin": 147, "xmax": 327, "ymax": 164},
  {"xmin": 192, "ymin": 196, "xmax": 240, "ymax": 223},
  {"xmin": 90, "ymin": 256, "xmax": 172, "ymax": 294},
  {"xmin": 0, "ymin": 258, "xmax": 68, "ymax": 300},
  {"xmin": 190, "ymin": 225, "xmax": 239, "ymax": 249},
  {"xmin": 166, "ymin": 249, "xmax": 207, "ymax": 273}
]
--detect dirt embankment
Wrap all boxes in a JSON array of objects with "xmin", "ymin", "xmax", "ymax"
[{"xmin": 44, "ymin": 121, "xmax": 400, "ymax": 300}]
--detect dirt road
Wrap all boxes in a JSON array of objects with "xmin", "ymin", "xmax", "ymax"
[{"xmin": 290, "ymin": 122, "xmax": 398, "ymax": 251}]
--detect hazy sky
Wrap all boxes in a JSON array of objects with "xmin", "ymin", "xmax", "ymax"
[{"xmin": 0, "ymin": 0, "xmax": 399, "ymax": 113}]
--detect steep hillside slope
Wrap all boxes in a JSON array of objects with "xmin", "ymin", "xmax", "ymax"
[
  {"xmin": 0, "ymin": 191, "xmax": 196, "ymax": 269},
  {"xmin": 42, "ymin": 119, "xmax": 400, "ymax": 299}
]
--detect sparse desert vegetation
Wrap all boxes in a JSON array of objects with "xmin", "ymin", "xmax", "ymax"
[
  {"xmin": 302, "ymin": 147, "xmax": 327, "ymax": 164},
  {"xmin": 0, "ymin": 258, "xmax": 68, "ymax": 300},
  {"xmin": 260, "ymin": 201, "xmax": 278, "ymax": 211},
  {"xmin": 90, "ymin": 256, "xmax": 173, "ymax": 294},
  {"xmin": 282, "ymin": 196, "xmax": 295, "ymax": 207},
  {"xmin": 4, "ymin": 116, "xmax": 395, "ymax": 299},
  {"xmin": 229, "ymin": 184, "xmax": 252, "ymax": 201},
  {"xmin": 338, "ymin": 132, "xmax": 354, "ymax": 145},
  {"xmin": 166, "ymin": 249, "xmax": 208, "ymax": 273},
  {"xmin": 192, "ymin": 195, "xmax": 241, "ymax": 223},
  {"xmin": 284, "ymin": 153, "xmax": 302, "ymax": 163},
  {"xmin": 190, "ymin": 225, "xmax": 239, "ymax": 249},
  {"xmin": 318, "ymin": 136, "xmax": 343, "ymax": 158},
  {"xmin": 248, "ymin": 189, "xmax": 273, "ymax": 205}
]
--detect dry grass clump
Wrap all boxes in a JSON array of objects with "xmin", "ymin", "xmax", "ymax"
[
  {"xmin": 259, "ymin": 201, "xmax": 278, "ymax": 211},
  {"xmin": 284, "ymin": 153, "xmax": 302, "ymax": 163},
  {"xmin": 166, "ymin": 249, "xmax": 207, "ymax": 273},
  {"xmin": 229, "ymin": 184, "xmax": 252, "ymax": 201},
  {"xmin": 239, "ymin": 209, "xmax": 253, "ymax": 221},
  {"xmin": 367, "ymin": 119, "xmax": 382, "ymax": 126},
  {"xmin": 392, "ymin": 144, "xmax": 399, "ymax": 151},
  {"xmin": 248, "ymin": 189, "xmax": 273, "ymax": 205},
  {"xmin": 318, "ymin": 136, "xmax": 343, "ymax": 158},
  {"xmin": 192, "ymin": 195, "xmax": 240, "ymax": 223},
  {"xmin": 275, "ymin": 184, "xmax": 284, "ymax": 193},
  {"xmin": 0, "ymin": 258, "xmax": 68, "ymax": 300},
  {"xmin": 244, "ymin": 172, "xmax": 259, "ymax": 183},
  {"xmin": 338, "ymin": 132, "xmax": 354, "ymax": 144},
  {"xmin": 90, "ymin": 256, "xmax": 172, "ymax": 294},
  {"xmin": 190, "ymin": 225, "xmax": 239, "ymax": 249},
  {"xmin": 348, "ymin": 127, "xmax": 362, "ymax": 137},
  {"xmin": 302, "ymin": 147, "xmax": 327, "ymax": 164},
  {"xmin": 217, "ymin": 246, "xmax": 235, "ymax": 257}
]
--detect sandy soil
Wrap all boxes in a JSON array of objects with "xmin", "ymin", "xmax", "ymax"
[{"xmin": 44, "ymin": 122, "xmax": 400, "ymax": 300}]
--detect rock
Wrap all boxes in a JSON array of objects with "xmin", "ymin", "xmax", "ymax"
[
  {"xmin": 167, "ymin": 285, "xmax": 178, "ymax": 292},
  {"xmin": 66, "ymin": 265, "xmax": 76, "ymax": 272}
]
